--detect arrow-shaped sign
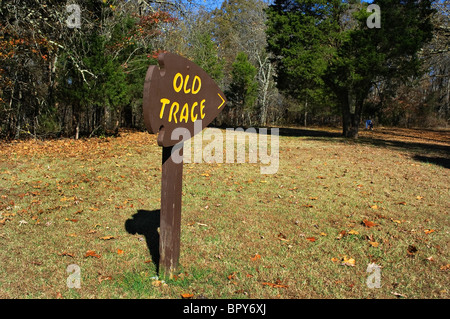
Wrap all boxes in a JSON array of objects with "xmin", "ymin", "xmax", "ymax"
[
  {"xmin": 141, "ymin": 52, "xmax": 227, "ymax": 279},
  {"xmin": 143, "ymin": 52, "xmax": 227, "ymax": 147}
]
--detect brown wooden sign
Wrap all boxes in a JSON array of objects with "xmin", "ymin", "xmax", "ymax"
[
  {"xmin": 142, "ymin": 52, "xmax": 226, "ymax": 279},
  {"xmin": 143, "ymin": 52, "xmax": 226, "ymax": 147}
]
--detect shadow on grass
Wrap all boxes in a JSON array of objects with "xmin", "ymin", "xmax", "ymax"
[
  {"xmin": 413, "ymin": 155, "xmax": 450, "ymax": 169},
  {"xmin": 277, "ymin": 127, "xmax": 342, "ymax": 138},
  {"xmin": 275, "ymin": 126, "xmax": 450, "ymax": 169},
  {"xmin": 125, "ymin": 209, "xmax": 160, "ymax": 273}
]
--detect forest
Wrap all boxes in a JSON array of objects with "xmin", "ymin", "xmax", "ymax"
[{"xmin": 0, "ymin": 0, "xmax": 448, "ymax": 139}]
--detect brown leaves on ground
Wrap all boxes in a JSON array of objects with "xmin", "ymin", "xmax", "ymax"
[
  {"xmin": 341, "ymin": 256, "xmax": 356, "ymax": 267},
  {"xmin": 0, "ymin": 130, "xmax": 156, "ymax": 160},
  {"xmin": 99, "ymin": 235, "xmax": 115, "ymax": 240},
  {"xmin": 85, "ymin": 250, "xmax": 101, "ymax": 258},
  {"xmin": 250, "ymin": 253, "xmax": 261, "ymax": 261},
  {"xmin": 262, "ymin": 279, "xmax": 289, "ymax": 289},
  {"xmin": 362, "ymin": 219, "xmax": 377, "ymax": 228}
]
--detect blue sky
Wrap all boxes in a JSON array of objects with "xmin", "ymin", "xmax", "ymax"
[{"xmin": 187, "ymin": 0, "xmax": 375, "ymax": 12}]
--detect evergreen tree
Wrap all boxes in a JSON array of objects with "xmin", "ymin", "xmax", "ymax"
[
  {"xmin": 191, "ymin": 31, "xmax": 225, "ymax": 83},
  {"xmin": 226, "ymin": 52, "xmax": 259, "ymax": 125},
  {"xmin": 266, "ymin": 0, "xmax": 435, "ymax": 137}
]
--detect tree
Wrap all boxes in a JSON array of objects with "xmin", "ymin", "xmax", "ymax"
[
  {"xmin": 226, "ymin": 52, "xmax": 259, "ymax": 125},
  {"xmin": 212, "ymin": 0, "xmax": 281, "ymax": 126},
  {"xmin": 266, "ymin": 0, "xmax": 435, "ymax": 138},
  {"xmin": 0, "ymin": 0, "xmax": 177, "ymax": 138},
  {"xmin": 190, "ymin": 31, "xmax": 225, "ymax": 83}
]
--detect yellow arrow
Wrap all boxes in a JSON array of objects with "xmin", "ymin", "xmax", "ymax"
[{"xmin": 218, "ymin": 93, "xmax": 225, "ymax": 109}]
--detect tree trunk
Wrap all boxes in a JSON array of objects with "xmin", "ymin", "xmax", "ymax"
[
  {"xmin": 304, "ymin": 96, "xmax": 308, "ymax": 127},
  {"xmin": 341, "ymin": 91, "xmax": 351, "ymax": 137},
  {"xmin": 73, "ymin": 104, "xmax": 80, "ymax": 140},
  {"xmin": 341, "ymin": 90, "xmax": 361, "ymax": 139}
]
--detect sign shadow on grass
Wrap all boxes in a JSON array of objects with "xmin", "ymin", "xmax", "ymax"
[{"xmin": 125, "ymin": 209, "xmax": 160, "ymax": 273}]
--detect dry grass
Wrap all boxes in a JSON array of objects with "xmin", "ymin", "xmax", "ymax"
[{"xmin": 0, "ymin": 126, "xmax": 448, "ymax": 299}]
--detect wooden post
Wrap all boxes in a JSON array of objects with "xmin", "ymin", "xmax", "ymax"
[
  {"xmin": 142, "ymin": 52, "xmax": 226, "ymax": 279},
  {"xmin": 159, "ymin": 144, "xmax": 183, "ymax": 279}
]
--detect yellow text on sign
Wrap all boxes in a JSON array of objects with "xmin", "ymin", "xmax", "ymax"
[
  {"xmin": 159, "ymin": 98, "xmax": 206, "ymax": 124},
  {"xmin": 159, "ymin": 73, "xmax": 206, "ymax": 124},
  {"xmin": 173, "ymin": 73, "xmax": 201, "ymax": 94}
]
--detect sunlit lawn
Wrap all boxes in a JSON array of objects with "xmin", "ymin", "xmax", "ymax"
[{"xmin": 0, "ymin": 126, "xmax": 448, "ymax": 298}]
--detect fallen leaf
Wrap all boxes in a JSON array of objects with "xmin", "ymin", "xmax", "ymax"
[
  {"xmin": 117, "ymin": 249, "xmax": 124, "ymax": 255},
  {"xmin": 369, "ymin": 241, "xmax": 379, "ymax": 248},
  {"xmin": 181, "ymin": 293, "xmax": 194, "ymax": 299},
  {"xmin": 391, "ymin": 291, "xmax": 407, "ymax": 298},
  {"xmin": 85, "ymin": 250, "xmax": 101, "ymax": 258},
  {"xmin": 227, "ymin": 272, "xmax": 237, "ymax": 280},
  {"xmin": 320, "ymin": 232, "xmax": 327, "ymax": 236},
  {"xmin": 251, "ymin": 253, "xmax": 261, "ymax": 261},
  {"xmin": 341, "ymin": 256, "xmax": 355, "ymax": 267},
  {"xmin": 440, "ymin": 264, "xmax": 450, "ymax": 271},
  {"xmin": 277, "ymin": 233, "xmax": 288, "ymax": 241},
  {"xmin": 196, "ymin": 222, "xmax": 208, "ymax": 227},
  {"xmin": 363, "ymin": 219, "xmax": 377, "ymax": 228},
  {"xmin": 336, "ymin": 230, "xmax": 347, "ymax": 240},
  {"xmin": 98, "ymin": 275, "xmax": 112, "ymax": 283},
  {"xmin": 370, "ymin": 205, "xmax": 378, "ymax": 210},
  {"xmin": 424, "ymin": 229, "xmax": 435, "ymax": 235},
  {"xmin": 331, "ymin": 257, "xmax": 339, "ymax": 262},
  {"xmin": 58, "ymin": 252, "xmax": 75, "ymax": 258},
  {"xmin": 99, "ymin": 235, "xmax": 115, "ymax": 240},
  {"xmin": 0, "ymin": 218, "xmax": 11, "ymax": 225},
  {"xmin": 306, "ymin": 237, "xmax": 316, "ymax": 242},
  {"xmin": 397, "ymin": 202, "xmax": 407, "ymax": 206},
  {"xmin": 301, "ymin": 204, "xmax": 314, "ymax": 208},
  {"xmin": 152, "ymin": 280, "xmax": 164, "ymax": 287},
  {"xmin": 416, "ymin": 196, "xmax": 424, "ymax": 200},
  {"xmin": 425, "ymin": 256, "xmax": 434, "ymax": 262},
  {"xmin": 348, "ymin": 229, "xmax": 359, "ymax": 235}
]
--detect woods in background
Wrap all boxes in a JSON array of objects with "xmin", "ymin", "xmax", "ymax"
[{"xmin": 0, "ymin": 0, "xmax": 448, "ymax": 139}]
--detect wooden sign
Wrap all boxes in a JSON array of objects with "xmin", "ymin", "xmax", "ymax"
[
  {"xmin": 142, "ymin": 52, "xmax": 226, "ymax": 278},
  {"xmin": 143, "ymin": 52, "xmax": 226, "ymax": 147}
]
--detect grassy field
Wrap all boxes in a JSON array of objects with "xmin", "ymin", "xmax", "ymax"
[{"xmin": 0, "ymin": 126, "xmax": 448, "ymax": 299}]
